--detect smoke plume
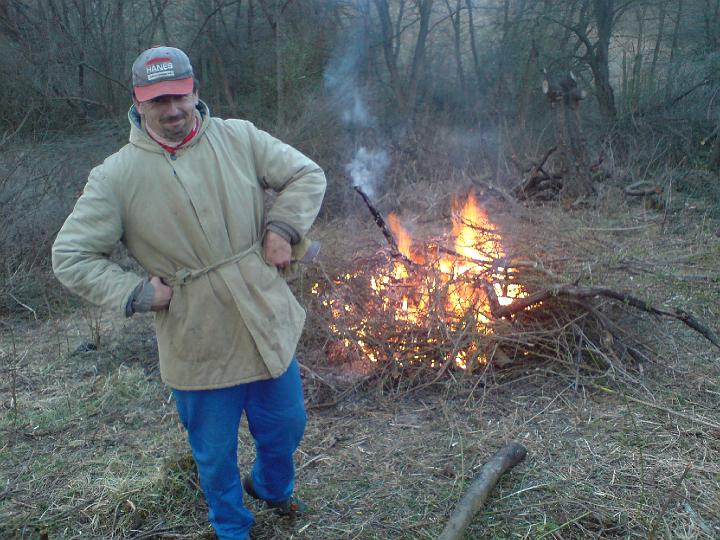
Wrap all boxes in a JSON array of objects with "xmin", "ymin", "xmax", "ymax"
[
  {"xmin": 324, "ymin": 22, "xmax": 389, "ymax": 199},
  {"xmin": 345, "ymin": 147, "xmax": 390, "ymax": 199}
]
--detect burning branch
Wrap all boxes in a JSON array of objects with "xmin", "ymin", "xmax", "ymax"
[{"xmin": 353, "ymin": 185, "xmax": 407, "ymax": 261}]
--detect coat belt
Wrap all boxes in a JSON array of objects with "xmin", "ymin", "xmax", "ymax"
[{"xmin": 167, "ymin": 243, "xmax": 260, "ymax": 287}]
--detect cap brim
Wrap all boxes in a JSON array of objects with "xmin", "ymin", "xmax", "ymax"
[{"xmin": 134, "ymin": 77, "xmax": 194, "ymax": 102}]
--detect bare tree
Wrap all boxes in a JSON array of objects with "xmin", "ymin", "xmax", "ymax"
[
  {"xmin": 374, "ymin": 0, "xmax": 406, "ymax": 109},
  {"xmin": 372, "ymin": 0, "xmax": 435, "ymax": 118},
  {"xmin": 547, "ymin": 0, "xmax": 640, "ymax": 122}
]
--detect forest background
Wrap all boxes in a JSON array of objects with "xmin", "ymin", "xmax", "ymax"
[{"xmin": 0, "ymin": 0, "xmax": 718, "ymax": 269}]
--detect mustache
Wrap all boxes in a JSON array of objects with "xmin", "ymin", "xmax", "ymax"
[{"xmin": 160, "ymin": 112, "xmax": 188, "ymax": 123}]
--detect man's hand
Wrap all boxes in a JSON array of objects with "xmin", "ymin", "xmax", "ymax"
[
  {"xmin": 150, "ymin": 276, "xmax": 173, "ymax": 311},
  {"xmin": 262, "ymin": 230, "xmax": 292, "ymax": 268}
]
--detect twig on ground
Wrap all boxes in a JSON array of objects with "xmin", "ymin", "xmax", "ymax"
[
  {"xmin": 306, "ymin": 372, "xmax": 379, "ymax": 410},
  {"xmin": 298, "ymin": 362, "xmax": 338, "ymax": 393},
  {"xmin": 8, "ymin": 293, "xmax": 38, "ymax": 320},
  {"xmin": 648, "ymin": 463, "xmax": 693, "ymax": 540},
  {"xmin": 536, "ymin": 511, "xmax": 593, "ymax": 539},
  {"xmin": 592, "ymin": 384, "xmax": 720, "ymax": 431}
]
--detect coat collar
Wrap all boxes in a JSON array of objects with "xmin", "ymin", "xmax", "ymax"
[{"xmin": 128, "ymin": 99, "xmax": 211, "ymax": 153}]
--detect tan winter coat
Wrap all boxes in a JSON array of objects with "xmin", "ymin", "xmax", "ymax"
[{"xmin": 52, "ymin": 102, "xmax": 326, "ymax": 389}]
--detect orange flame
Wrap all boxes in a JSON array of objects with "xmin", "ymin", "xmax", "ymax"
[
  {"xmin": 452, "ymin": 193, "xmax": 502, "ymax": 262},
  {"xmin": 387, "ymin": 212, "xmax": 412, "ymax": 259}
]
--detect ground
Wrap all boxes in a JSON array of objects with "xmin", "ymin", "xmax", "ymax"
[{"xmin": 1, "ymin": 184, "xmax": 719, "ymax": 539}]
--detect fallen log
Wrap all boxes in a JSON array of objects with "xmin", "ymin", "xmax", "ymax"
[
  {"xmin": 625, "ymin": 181, "xmax": 661, "ymax": 197},
  {"xmin": 438, "ymin": 442, "xmax": 528, "ymax": 540}
]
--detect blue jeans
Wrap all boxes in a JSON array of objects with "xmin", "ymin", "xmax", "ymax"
[{"xmin": 172, "ymin": 359, "xmax": 306, "ymax": 540}]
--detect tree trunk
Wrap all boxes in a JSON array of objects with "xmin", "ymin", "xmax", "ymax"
[
  {"xmin": 704, "ymin": 0, "xmax": 720, "ymax": 51},
  {"xmin": 648, "ymin": 0, "xmax": 668, "ymax": 88},
  {"xmin": 406, "ymin": 0, "xmax": 434, "ymax": 113},
  {"xmin": 558, "ymin": 0, "xmax": 580, "ymax": 53},
  {"xmin": 665, "ymin": 0, "xmax": 683, "ymax": 102},
  {"xmin": 544, "ymin": 71, "xmax": 593, "ymax": 200},
  {"xmin": 275, "ymin": 0, "xmax": 284, "ymax": 128},
  {"xmin": 465, "ymin": 0, "xmax": 482, "ymax": 90},
  {"xmin": 373, "ymin": 0, "xmax": 405, "ymax": 110},
  {"xmin": 112, "ymin": 1, "xmax": 125, "ymax": 113},
  {"xmin": 630, "ymin": 5, "xmax": 646, "ymax": 111},
  {"xmin": 446, "ymin": 0, "xmax": 466, "ymax": 104},
  {"xmin": 158, "ymin": 0, "xmax": 170, "ymax": 43},
  {"xmin": 393, "ymin": 0, "xmax": 406, "ymax": 65},
  {"xmin": 621, "ymin": 50, "xmax": 628, "ymax": 112},
  {"xmin": 146, "ymin": 0, "xmax": 169, "ymax": 45},
  {"xmin": 247, "ymin": 0, "xmax": 254, "ymax": 45},
  {"xmin": 492, "ymin": 0, "xmax": 511, "ymax": 115},
  {"xmin": 711, "ymin": 118, "xmax": 720, "ymax": 169},
  {"xmin": 592, "ymin": 0, "xmax": 617, "ymax": 121},
  {"xmin": 516, "ymin": 41, "xmax": 538, "ymax": 131},
  {"xmin": 0, "ymin": 1, "xmax": 22, "ymax": 42}
]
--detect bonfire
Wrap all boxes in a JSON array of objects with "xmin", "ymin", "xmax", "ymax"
[
  {"xmin": 311, "ymin": 190, "xmax": 718, "ymax": 382},
  {"xmin": 313, "ymin": 192, "xmax": 527, "ymax": 372}
]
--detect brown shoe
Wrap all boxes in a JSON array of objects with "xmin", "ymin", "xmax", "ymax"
[{"xmin": 242, "ymin": 474, "xmax": 307, "ymax": 518}]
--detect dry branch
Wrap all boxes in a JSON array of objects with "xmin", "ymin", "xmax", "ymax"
[
  {"xmin": 648, "ymin": 464, "xmax": 693, "ymax": 540},
  {"xmin": 482, "ymin": 283, "xmax": 720, "ymax": 349},
  {"xmin": 513, "ymin": 147, "xmax": 563, "ymax": 201},
  {"xmin": 438, "ymin": 442, "xmax": 528, "ymax": 540},
  {"xmin": 529, "ymin": 146, "xmax": 557, "ymax": 180}
]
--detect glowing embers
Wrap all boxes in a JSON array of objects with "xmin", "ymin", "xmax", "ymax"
[{"xmin": 314, "ymin": 193, "xmax": 526, "ymax": 371}]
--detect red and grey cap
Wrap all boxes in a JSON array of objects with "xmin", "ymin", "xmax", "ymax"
[{"xmin": 132, "ymin": 46, "xmax": 194, "ymax": 102}]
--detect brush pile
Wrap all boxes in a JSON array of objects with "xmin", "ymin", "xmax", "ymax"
[{"xmin": 308, "ymin": 194, "xmax": 718, "ymax": 388}]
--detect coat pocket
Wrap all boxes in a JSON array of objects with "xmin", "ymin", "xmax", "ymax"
[
  {"xmin": 167, "ymin": 284, "xmax": 184, "ymax": 317},
  {"xmin": 228, "ymin": 252, "xmax": 305, "ymax": 368}
]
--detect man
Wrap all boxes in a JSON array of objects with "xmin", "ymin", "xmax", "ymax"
[{"xmin": 52, "ymin": 46, "xmax": 326, "ymax": 540}]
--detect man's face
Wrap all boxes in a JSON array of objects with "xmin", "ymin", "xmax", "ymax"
[{"xmin": 134, "ymin": 91, "xmax": 199, "ymax": 143}]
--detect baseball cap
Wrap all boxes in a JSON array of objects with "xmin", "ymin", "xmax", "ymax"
[{"xmin": 132, "ymin": 46, "xmax": 194, "ymax": 102}]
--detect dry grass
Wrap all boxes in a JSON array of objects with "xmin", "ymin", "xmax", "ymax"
[{"xmin": 2, "ymin": 183, "xmax": 720, "ymax": 539}]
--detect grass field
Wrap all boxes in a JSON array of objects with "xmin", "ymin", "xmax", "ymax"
[{"xmin": 2, "ymin": 184, "xmax": 719, "ymax": 539}]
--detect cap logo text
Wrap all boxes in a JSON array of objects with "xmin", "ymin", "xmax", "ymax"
[{"xmin": 146, "ymin": 61, "xmax": 175, "ymax": 81}]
